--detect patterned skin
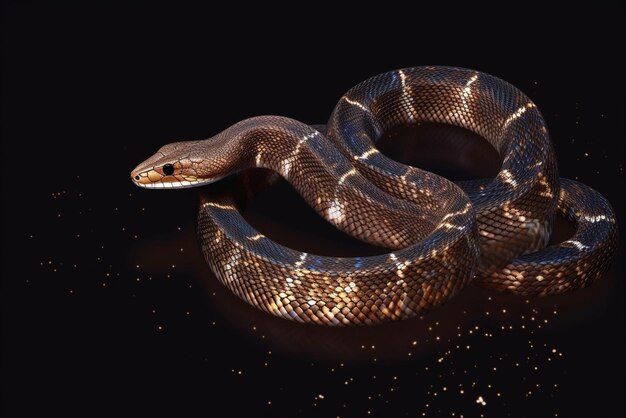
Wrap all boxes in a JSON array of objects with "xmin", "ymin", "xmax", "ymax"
[{"xmin": 131, "ymin": 67, "xmax": 617, "ymax": 325}]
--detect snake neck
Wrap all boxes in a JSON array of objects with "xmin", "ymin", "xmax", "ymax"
[{"xmin": 216, "ymin": 116, "xmax": 436, "ymax": 250}]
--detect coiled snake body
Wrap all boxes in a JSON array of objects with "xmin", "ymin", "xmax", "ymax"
[{"xmin": 131, "ymin": 66, "xmax": 617, "ymax": 326}]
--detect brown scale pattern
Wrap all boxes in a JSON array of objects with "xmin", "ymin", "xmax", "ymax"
[{"xmin": 131, "ymin": 66, "xmax": 618, "ymax": 325}]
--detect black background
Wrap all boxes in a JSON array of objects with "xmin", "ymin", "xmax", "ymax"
[{"xmin": 2, "ymin": 3, "xmax": 624, "ymax": 418}]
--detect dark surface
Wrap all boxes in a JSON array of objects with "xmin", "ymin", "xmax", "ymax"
[{"xmin": 2, "ymin": 4, "xmax": 624, "ymax": 418}]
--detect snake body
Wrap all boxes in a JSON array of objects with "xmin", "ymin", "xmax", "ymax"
[{"xmin": 131, "ymin": 66, "xmax": 617, "ymax": 325}]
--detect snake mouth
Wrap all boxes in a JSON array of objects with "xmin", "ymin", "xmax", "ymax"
[
  {"xmin": 133, "ymin": 179, "xmax": 206, "ymax": 189},
  {"xmin": 131, "ymin": 167, "xmax": 209, "ymax": 189}
]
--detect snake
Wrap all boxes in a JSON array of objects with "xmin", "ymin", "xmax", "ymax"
[{"xmin": 131, "ymin": 66, "xmax": 618, "ymax": 326}]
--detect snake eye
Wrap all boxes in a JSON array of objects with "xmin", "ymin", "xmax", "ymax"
[{"xmin": 162, "ymin": 164, "xmax": 175, "ymax": 176}]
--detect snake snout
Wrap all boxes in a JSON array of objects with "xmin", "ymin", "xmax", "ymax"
[
  {"xmin": 130, "ymin": 167, "xmax": 144, "ymax": 183},
  {"xmin": 130, "ymin": 163, "xmax": 158, "ymax": 188}
]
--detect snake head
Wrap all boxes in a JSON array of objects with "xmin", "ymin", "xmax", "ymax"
[{"xmin": 131, "ymin": 139, "xmax": 232, "ymax": 189}]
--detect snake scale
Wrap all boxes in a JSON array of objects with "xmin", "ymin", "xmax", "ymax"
[{"xmin": 131, "ymin": 66, "xmax": 618, "ymax": 326}]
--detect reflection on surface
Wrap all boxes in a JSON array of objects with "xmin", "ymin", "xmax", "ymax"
[{"xmin": 132, "ymin": 199, "xmax": 613, "ymax": 365}]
